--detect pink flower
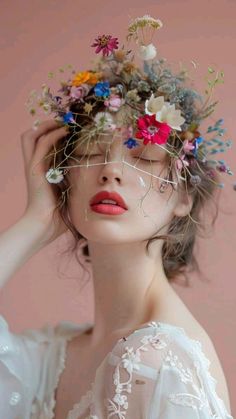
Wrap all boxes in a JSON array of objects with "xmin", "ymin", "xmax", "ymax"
[
  {"xmin": 69, "ymin": 84, "xmax": 90, "ymax": 101},
  {"xmin": 183, "ymin": 139, "xmax": 195, "ymax": 154},
  {"xmin": 104, "ymin": 94, "xmax": 124, "ymax": 112},
  {"xmin": 175, "ymin": 153, "xmax": 189, "ymax": 171},
  {"xmin": 135, "ymin": 114, "xmax": 171, "ymax": 145},
  {"xmin": 91, "ymin": 35, "xmax": 119, "ymax": 57}
]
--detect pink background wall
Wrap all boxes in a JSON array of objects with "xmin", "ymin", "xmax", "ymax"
[{"xmin": 0, "ymin": 0, "xmax": 235, "ymax": 412}]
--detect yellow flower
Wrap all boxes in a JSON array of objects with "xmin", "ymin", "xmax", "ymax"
[
  {"xmin": 71, "ymin": 71, "xmax": 99, "ymax": 87},
  {"xmin": 84, "ymin": 102, "xmax": 94, "ymax": 115}
]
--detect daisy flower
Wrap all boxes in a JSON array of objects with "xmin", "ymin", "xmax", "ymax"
[
  {"xmin": 94, "ymin": 111, "xmax": 116, "ymax": 131},
  {"xmin": 45, "ymin": 168, "xmax": 64, "ymax": 184},
  {"xmin": 91, "ymin": 35, "xmax": 119, "ymax": 57}
]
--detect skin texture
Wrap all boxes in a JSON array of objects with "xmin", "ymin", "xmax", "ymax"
[
  {"xmin": 54, "ymin": 110, "xmax": 232, "ymax": 416},
  {"xmin": 67, "ymin": 109, "xmax": 193, "ymax": 346}
]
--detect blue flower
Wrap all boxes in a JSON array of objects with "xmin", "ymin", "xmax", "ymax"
[
  {"xmin": 192, "ymin": 136, "xmax": 204, "ymax": 157},
  {"xmin": 63, "ymin": 111, "xmax": 76, "ymax": 124},
  {"xmin": 94, "ymin": 81, "xmax": 110, "ymax": 98},
  {"xmin": 123, "ymin": 138, "xmax": 139, "ymax": 149}
]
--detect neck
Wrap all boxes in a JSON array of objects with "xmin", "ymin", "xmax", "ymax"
[{"xmin": 86, "ymin": 239, "xmax": 175, "ymax": 345}]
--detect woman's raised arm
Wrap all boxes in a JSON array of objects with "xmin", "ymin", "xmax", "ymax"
[{"xmin": 0, "ymin": 120, "xmax": 69, "ymax": 289}]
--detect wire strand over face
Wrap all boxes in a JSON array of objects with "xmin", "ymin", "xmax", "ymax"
[{"xmin": 26, "ymin": 13, "xmax": 234, "ymax": 193}]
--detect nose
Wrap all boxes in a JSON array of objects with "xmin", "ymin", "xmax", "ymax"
[
  {"xmin": 98, "ymin": 161, "xmax": 122, "ymax": 184},
  {"xmin": 98, "ymin": 141, "xmax": 124, "ymax": 184}
]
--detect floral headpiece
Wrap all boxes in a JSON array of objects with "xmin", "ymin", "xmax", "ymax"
[{"xmin": 26, "ymin": 15, "xmax": 234, "ymax": 190}]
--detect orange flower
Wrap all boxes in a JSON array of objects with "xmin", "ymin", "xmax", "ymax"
[{"xmin": 71, "ymin": 71, "xmax": 99, "ymax": 87}]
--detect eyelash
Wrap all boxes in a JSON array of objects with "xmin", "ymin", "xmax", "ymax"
[
  {"xmin": 133, "ymin": 157, "xmax": 160, "ymax": 163},
  {"xmin": 75, "ymin": 154, "xmax": 101, "ymax": 158}
]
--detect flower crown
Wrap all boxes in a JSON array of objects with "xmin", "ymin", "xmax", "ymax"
[{"xmin": 26, "ymin": 14, "xmax": 234, "ymax": 190}]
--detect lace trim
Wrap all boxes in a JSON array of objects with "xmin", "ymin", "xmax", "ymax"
[
  {"xmin": 104, "ymin": 322, "xmax": 169, "ymax": 418},
  {"xmin": 30, "ymin": 338, "xmax": 67, "ymax": 419},
  {"xmin": 179, "ymin": 330, "xmax": 233, "ymax": 418},
  {"xmin": 50, "ymin": 338, "xmax": 68, "ymax": 418},
  {"xmin": 67, "ymin": 386, "xmax": 95, "ymax": 419},
  {"xmin": 162, "ymin": 326, "xmax": 233, "ymax": 418}
]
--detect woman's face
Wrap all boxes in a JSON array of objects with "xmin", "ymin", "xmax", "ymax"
[{"xmin": 67, "ymin": 111, "xmax": 183, "ymax": 247}]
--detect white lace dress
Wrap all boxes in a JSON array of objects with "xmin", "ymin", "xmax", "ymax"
[{"xmin": 0, "ymin": 314, "xmax": 233, "ymax": 418}]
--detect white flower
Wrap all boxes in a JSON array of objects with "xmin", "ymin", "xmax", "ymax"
[
  {"xmin": 113, "ymin": 393, "xmax": 128, "ymax": 408},
  {"xmin": 94, "ymin": 111, "xmax": 116, "ymax": 131},
  {"xmin": 45, "ymin": 168, "xmax": 64, "ymax": 184},
  {"xmin": 145, "ymin": 94, "xmax": 167, "ymax": 115},
  {"xmin": 155, "ymin": 103, "xmax": 185, "ymax": 130},
  {"xmin": 138, "ymin": 43, "xmax": 157, "ymax": 60},
  {"xmin": 145, "ymin": 94, "xmax": 185, "ymax": 130},
  {"xmin": 121, "ymin": 346, "xmax": 141, "ymax": 373}
]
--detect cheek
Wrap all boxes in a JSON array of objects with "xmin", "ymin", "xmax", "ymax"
[
  {"xmin": 132, "ymin": 185, "xmax": 177, "ymax": 231},
  {"xmin": 66, "ymin": 163, "xmax": 178, "ymax": 242}
]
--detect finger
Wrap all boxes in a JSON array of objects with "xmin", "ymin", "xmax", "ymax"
[
  {"xmin": 32, "ymin": 126, "xmax": 69, "ymax": 175},
  {"xmin": 22, "ymin": 119, "xmax": 64, "ymax": 142},
  {"xmin": 21, "ymin": 119, "xmax": 65, "ymax": 163}
]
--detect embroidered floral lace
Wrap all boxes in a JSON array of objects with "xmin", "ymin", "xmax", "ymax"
[{"xmin": 0, "ymin": 315, "xmax": 233, "ymax": 418}]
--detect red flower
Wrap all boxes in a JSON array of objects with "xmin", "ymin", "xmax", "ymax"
[
  {"xmin": 136, "ymin": 114, "xmax": 171, "ymax": 145},
  {"xmin": 91, "ymin": 35, "xmax": 119, "ymax": 57}
]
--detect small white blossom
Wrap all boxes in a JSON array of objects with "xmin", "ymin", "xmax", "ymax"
[
  {"xmin": 94, "ymin": 111, "xmax": 116, "ymax": 131},
  {"xmin": 45, "ymin": 168, "xmax": 64, "ymax": 184}
]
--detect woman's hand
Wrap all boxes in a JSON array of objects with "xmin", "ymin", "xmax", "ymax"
[{"xmin": 20, "ymin": 119, "xmax": 70, "ymax": 246}]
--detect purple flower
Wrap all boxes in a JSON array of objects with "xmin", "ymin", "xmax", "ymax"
[{"xmin": 123, "ymin": 138, "xmax": 139, "ymax": 149}]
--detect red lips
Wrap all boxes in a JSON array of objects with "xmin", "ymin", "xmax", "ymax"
[{"xmin": 90, "ymin": 191, "xmax": 128, "ymax": 209}]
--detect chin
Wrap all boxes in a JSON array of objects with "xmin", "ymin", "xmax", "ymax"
[{"xmin": 73, "ymin": 219, "xmax": 125, "ymax": 240}]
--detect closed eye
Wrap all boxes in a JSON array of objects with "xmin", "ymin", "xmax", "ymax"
[
  {"xmin": 133, "ymin": 157, "xmax": 160, "ymax": 163},
  {"xmin": 75, "ymin": 154, "xmax": 102, "ymax": 158}
]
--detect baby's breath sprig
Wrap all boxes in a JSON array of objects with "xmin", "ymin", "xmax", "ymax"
[{"xmin": 126, "ymin": 15, "xmax": 163, "ymax": 45}]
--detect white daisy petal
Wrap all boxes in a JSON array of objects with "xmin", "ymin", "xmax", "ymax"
[{"xmin": 45, "ymin": 168, "xmax": 64, "ymax": 184}]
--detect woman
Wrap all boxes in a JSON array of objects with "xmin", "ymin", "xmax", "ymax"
[{"xmin": 0, "ymin": 14, "xmax": 233, "ymax": 419}]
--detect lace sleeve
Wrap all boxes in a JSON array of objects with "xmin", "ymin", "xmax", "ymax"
[
  {"xmin": 99, "ymin": 322, "xmax": 172, "ymax": 418},
  {"xmin": 148, "ymin": 325, "xmax": 233, "ymax": 419},
  {"xmin": 98, "ymin": 322, "xmax": 233, "ymax": 419},
  {"xmin": 0, "ymin": 314, "xmax": 58, "ymax": 419}
]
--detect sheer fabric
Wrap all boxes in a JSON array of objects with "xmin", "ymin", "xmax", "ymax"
[{"xmin": 0, "ymin": 314, "xmax": 233, "ymax": 418}]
